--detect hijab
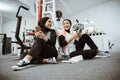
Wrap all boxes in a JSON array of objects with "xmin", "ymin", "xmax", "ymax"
[{"xmin": 38, "ymin": 17, "xmax": 51, "ymax": 33}]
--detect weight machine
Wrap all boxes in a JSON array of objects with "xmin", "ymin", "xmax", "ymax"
[{"xmin": 15, "ymin": 5, "xmax": 31, "ymax": 59}]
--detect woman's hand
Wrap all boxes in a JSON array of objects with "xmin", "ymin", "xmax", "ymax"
[
  {"xmin": 35, "ymin": 31, "xmax": 48, "ymax": 42},
  {"xmin": 35, "ymin": 31, "xmax": 40, "ymax": 37}
]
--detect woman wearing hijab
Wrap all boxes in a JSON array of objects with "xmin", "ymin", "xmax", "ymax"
[{"xmin": 12, "ymin": 17, "xmax": 58, "ymax": 70}]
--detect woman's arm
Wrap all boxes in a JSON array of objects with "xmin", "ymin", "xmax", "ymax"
[
  {"xmin": 35, "ymin": 30, "xmax": 57, "ymax": 46},
  {"xmin": 35, "ymin": 31, "xmax": 48, "ymax": 42},
  {"xmin": 59, "ymin": 35, "xmax": 67, "ymax": 47},
  {"xmin": 59, "ymin": 32, "xmax": 82, "ymax": 47},
  {"xmin": 47, "ymin": 30, "xmax": 57, "ymax": 46}
]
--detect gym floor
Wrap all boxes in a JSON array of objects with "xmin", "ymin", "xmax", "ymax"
[{"xmin": 0, "ymin": 51, "xmax": 120, "ymax": 80}]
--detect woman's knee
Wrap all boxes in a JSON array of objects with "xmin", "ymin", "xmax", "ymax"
[
  {"xmin": 82, "ymin": 34, "xmax": 89, "ymax": 38},
  {"xmin": 82, "ymin": 50, "xmax": 97, "ymax": 59}
]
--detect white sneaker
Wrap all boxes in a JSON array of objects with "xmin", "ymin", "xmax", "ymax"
[
  {"xmin": 17, "ymin": 60, "xmax": 29, "ymax": 67},
  {"xmin": 69, "ymin": 55, "xmax": 83, "ymax": 63},
  {"xmin": 11, "ymin": 65, "xmax": 32, "ymax": 71},
  {"xmin": 11, "ymin": 60, "xmax": 30, "ymax": 71},
  {"xmin": 95, "ymin": 52, "xmax": 111, "ymax": 58},
  {"xmin": 47, "ymin": 57, "xmax": 57, "ymax": 64},
  {"xmin": 62, "ymin": 55, "xmax": 83, "ymax": 64},
  {"xmin": 11, "ymin": 65, "xmax": 23, "ymax": 71}
]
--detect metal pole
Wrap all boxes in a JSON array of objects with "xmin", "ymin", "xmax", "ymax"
[{"xmin": 38, "ymin": 0, "xmax": 42, "ymax": 23}]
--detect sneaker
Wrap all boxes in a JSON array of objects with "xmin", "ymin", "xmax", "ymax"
[
  {"xmin": 62, "ymin": 55, "xmax": 83, "ymax": 64},
  {"xmin": 11, "ymin": 65, "xmax": 23, "ymax": 71},
  {"xmin": 47, "ymin": 57, "xmax": 57, "ymax": 64},
  {"xmin": 17, "ymin": 60, "xmax": 29, "ymax": 67},
  {"xmin": 11, "ymin": 65, "xmax": 32, "ymax": 71},
  {"xmin": 11, "ymin": 60, "xmax": 30, "ymax": 71},
  {"xmin": 95, "ymin": 51, "xmax": 111, "ymax": 58}
]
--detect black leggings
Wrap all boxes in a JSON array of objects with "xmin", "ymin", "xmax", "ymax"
[
  {"xmin": 28, "ymin": 38, "xmax": 58, "ymax": 63},
  {"xmin": 70, "ymin": 34, "xmax": 98, "ymax": 59}
]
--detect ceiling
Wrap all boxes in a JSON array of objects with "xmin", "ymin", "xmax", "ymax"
[{"xmin": 0, "ymin": 0, "xmax": 111, "ymax": 24}]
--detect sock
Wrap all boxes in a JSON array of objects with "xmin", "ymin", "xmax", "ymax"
[
  {"xmin": 46, "ymin": 58, "xmax": 53, "ymax": 63},
  {"xmin": 23, "ymin": 57, "xmax": 30, "ymax": 63},
  {"xmin": 46, "ymin": 58, "xmax": 50, "ymax": 63}
]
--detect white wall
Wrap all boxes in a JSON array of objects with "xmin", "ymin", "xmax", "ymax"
[
  {"xmin": 68, "ymin": 0, "xmax": 120, "ymax": 52},
  {"xmin": 0, "ymin": 12, "xmax": 2, "ymax": 33}
]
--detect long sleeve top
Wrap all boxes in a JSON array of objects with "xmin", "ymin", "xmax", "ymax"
[
  {"xmin": 45, "ymin": 29, "xmax": 57, "ymax": 47},
  {"xmin": 58, "ymin": 30, "xmax": 76, "ymax": 55}
]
